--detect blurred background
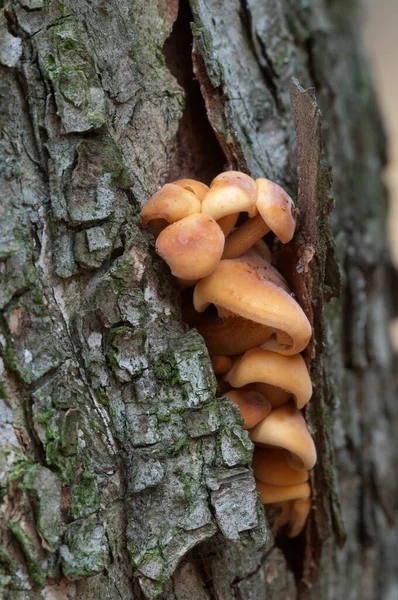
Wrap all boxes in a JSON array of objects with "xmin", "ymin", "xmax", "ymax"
[
  {"xmin": 367, "ymin": 0, "xmax": 397, "ymax": 264},
  {"xmin": 366, "ymin": 0, "xmax": 398, "ymax": 346}
]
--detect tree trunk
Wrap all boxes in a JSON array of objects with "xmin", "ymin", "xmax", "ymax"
[{"xmin": 1, "ymin": 0, "xmax": 396, "ymax": 599}]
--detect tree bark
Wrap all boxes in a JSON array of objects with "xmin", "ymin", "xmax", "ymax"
[{"xmin": 0, "ymin": 1, "xmax": 396, "ymax": 599}]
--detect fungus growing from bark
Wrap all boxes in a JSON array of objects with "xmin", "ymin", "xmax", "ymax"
[
  {"xmin": 252, "ymin": 448, "xmax": 309, "ymax": 486},
  {"xmin": 156, "ymin": 213, "xmax": 225, "ymax": 280},
  {"xmin": 224, "ymin": 390, "xmax": 272, "ymax": 429},
  {"xmin": 225, "ymin": 348, "xmax": 312, "ymax": 409},
  {"xmin": 249, "ymin": 403, "xmax": 317, "ymax": 471},
  {"xmin": 256, "ymin": 177, "xmax": 296, "ymax": 243},
  {"xmin": 222, "ymin": 178, "xmax": 295, "ymax": 259},
  {"xmin": 140, "ymin": 183, "xmax": 201, "ymax": 235},
  {"xmin": 256, "ymin": 480, "xmax": 311, "ymax": 537},
  {"xmin": 139, "ymin": 170, "xmax": 316, "ymax": 540},
  {"xmin": 201, "ymin": 171, "xmax": 257, "ymax": 220},
  {"xmin": 193, "ymin": 258, "xmax": 312, "ymax": 355},
  {"xmin": 195, "ymin": 314, "xmax": 275, "ymax": 356},
  {"xmin": 256, "ymin": 479, "xmax": 311, "ymax": 505},
  {"xmin": 174, "ymin": 178, "xmax": 209, "ymax": 200}
]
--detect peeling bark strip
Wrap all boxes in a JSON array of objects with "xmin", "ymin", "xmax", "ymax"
[
  {"xmin": 286, "ymin": 80, "xmax": 345, "ymax": 585},
  {"xmin": 0, "ymin": 0, "xmax": 397, "ymax": 599}
]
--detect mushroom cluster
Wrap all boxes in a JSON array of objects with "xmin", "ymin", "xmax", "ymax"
[{"xmin": 140, "ymin": 171, "xmax": 315, "ymax": 538}]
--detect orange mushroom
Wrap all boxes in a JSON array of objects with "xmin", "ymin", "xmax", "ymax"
[
  {"xmin": 287, "ymin": 498, "xmax": 311, "ymax": 538},
  {"xmin": 175, "ymin": 178, "xmax": 239, "ymax": 236},
  {"xmin": 251, "ymin": 239, "xmax": 272, "ymax": 262},
  {"xmin": 249, "ymin": 403, "xmax": 317, "ymax": 471},
  {"xmin": 140, "ymin": 183, "xmax": 201, "ymax": 235},
  {"xmin": 193, "ymin": 258, "xmax": 312, "ymax": 355},
  {"xmin": 252, "ymin": 448, "xmax": 311, "ymax": 537},
  {"xmin": 217, "ymin": 213, "xmax": 239, "ymax": 237},
  {"xmin": 174, "ymin": 179, "xmax": 209, "ymax": 200},
  {"xmin": 235, "ymin": 249, "xmax": 290, "ymax": 292},
  {"xmin": 224, "ymin": 390, "xmax": 272, "ymax": 429},
  {"xmin": 201, "ymin": 171, "xmax": 257, "ymax": 221},
  {"xmin": 252, "ymin": 448, "xmax": 309, "ymax": 485},
  {"xmin": 256, "ymin": 479, "xmax": 311, "ymax": 504},
  {"xmin": 222, "ymin": 177, "xmax": 296, "ymax": 259},
  {"xmin": 256, "ymin": 178, "xmax": 296, "ymax": 243},
  {"xmin": 224, "ymin": 348, "xmax": 312, "ymax": 409},
  {"xmin": 156, "ymin": 213, "xmax": 225, "ymax": 280},
  {"xmin": 140, "ymin": 171, "xmax": 315, "ymax": 541},
  {"xmin": 196, "ymin": 314, "xmax": 274, "ymax": 357}
]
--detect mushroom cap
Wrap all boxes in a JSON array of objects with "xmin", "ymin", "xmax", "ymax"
[
  {"xmin": 224, "ymin": 390, "xmax": 272, "ymax": 429},
  {"xmin": 256, "ymin": 479, "xmax": 311, "ymax": 504},
  {"xmin": 156, "ymin": 213, "xmax": 225, "ymax": 280},
  {"xmin": 202, "ymin": 171, "xmax": 257, "ymax": 221},
  {"xmin": 174, "ymin": 179, "xmax": 209, "ymax": 200},
  {"xmin": 256, "ymin": 178, "xmax": 296, "ymax": 243},
  {"xmin": 140, "ymin": 183, "xmax": 201, "ymax": 230},
  {"xmin": 193, "ymin": 259, "xmax": 312, "ymax": 355},
  {"xmin": 249, "ymin": 383, "xmax": 291, "ymax": 407},
  {"xmin": 196, "ymin": 313, "xmax": 274, "ymax": 356},
  {"xmin": 252, "ymin": 448, "xmax": 309, "ymax": 485},
  {"xmin": 249, "ymin": 404, "xmax": 317, "ymax": 471},
  {"xmin": 234, "ymin": 250, "xmax": 290, "ymax": 292},
  {"xmin": 225, "ymin": 348, "xmax": 312, "ymax": 409},
  {"xmin": 211, "ymin": 355, "xmax": 233, "ymax": 375},
  {"xmin": 287, "ymin": 498, "xmax": 311, "ymax": 538}
]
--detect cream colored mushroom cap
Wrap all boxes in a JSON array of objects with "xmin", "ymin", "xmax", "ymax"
[
  {"xmin": 234, "ymin": 250, "xmax": 290, "ymax": 292},
  {"xmin": 201, "ymin": 171, "xmax": 257, "ymax": 221},
  {"xmin": 249, "ymin": 404, "xmax": 317, "ymax": 471},
  {"xmin": 287, "ymin": 498, "xmax": 311, "ymax": 538},
  {"xmin": 224, "ymin": 390, "xmax": 272, "ymax": 430},
  {"xmin": 256, "ymin": 178, "xmax": 296, "ymax": 243},
  {"xmin": 225, "ymin": 348, "xmax": 312, "ymax": 409},
  {"xmin": 174, "ymin": 179, "xmax": 209, "ymax": 200},
  {"xmin": 156, "ymin": 213, "xmax": 225, "ymax": 280},
  {"xmin": 140, "ymin": 183, "xmax": 201, "ymax": 227},
  {"xmin": 193, "ymin": 259, "xmax": 312, "ymax": 355}
]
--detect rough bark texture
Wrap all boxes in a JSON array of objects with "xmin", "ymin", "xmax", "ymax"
[{"xmin": 0, "ymin": 1, "xmax": 396, "ymax": 599}]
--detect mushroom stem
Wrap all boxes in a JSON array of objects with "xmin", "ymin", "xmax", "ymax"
[
  {"xmin": 222, "ymin": 213, "xmax": 270, "ymax": 259},
  {"xmin": 217, "ymin": 213, "xmax": 239, "ymax": 237}
]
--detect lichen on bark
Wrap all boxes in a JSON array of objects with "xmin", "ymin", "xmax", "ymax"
[{"xmin": 0, "ymin": 0, "xmax": 397, "ymax": 599}]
